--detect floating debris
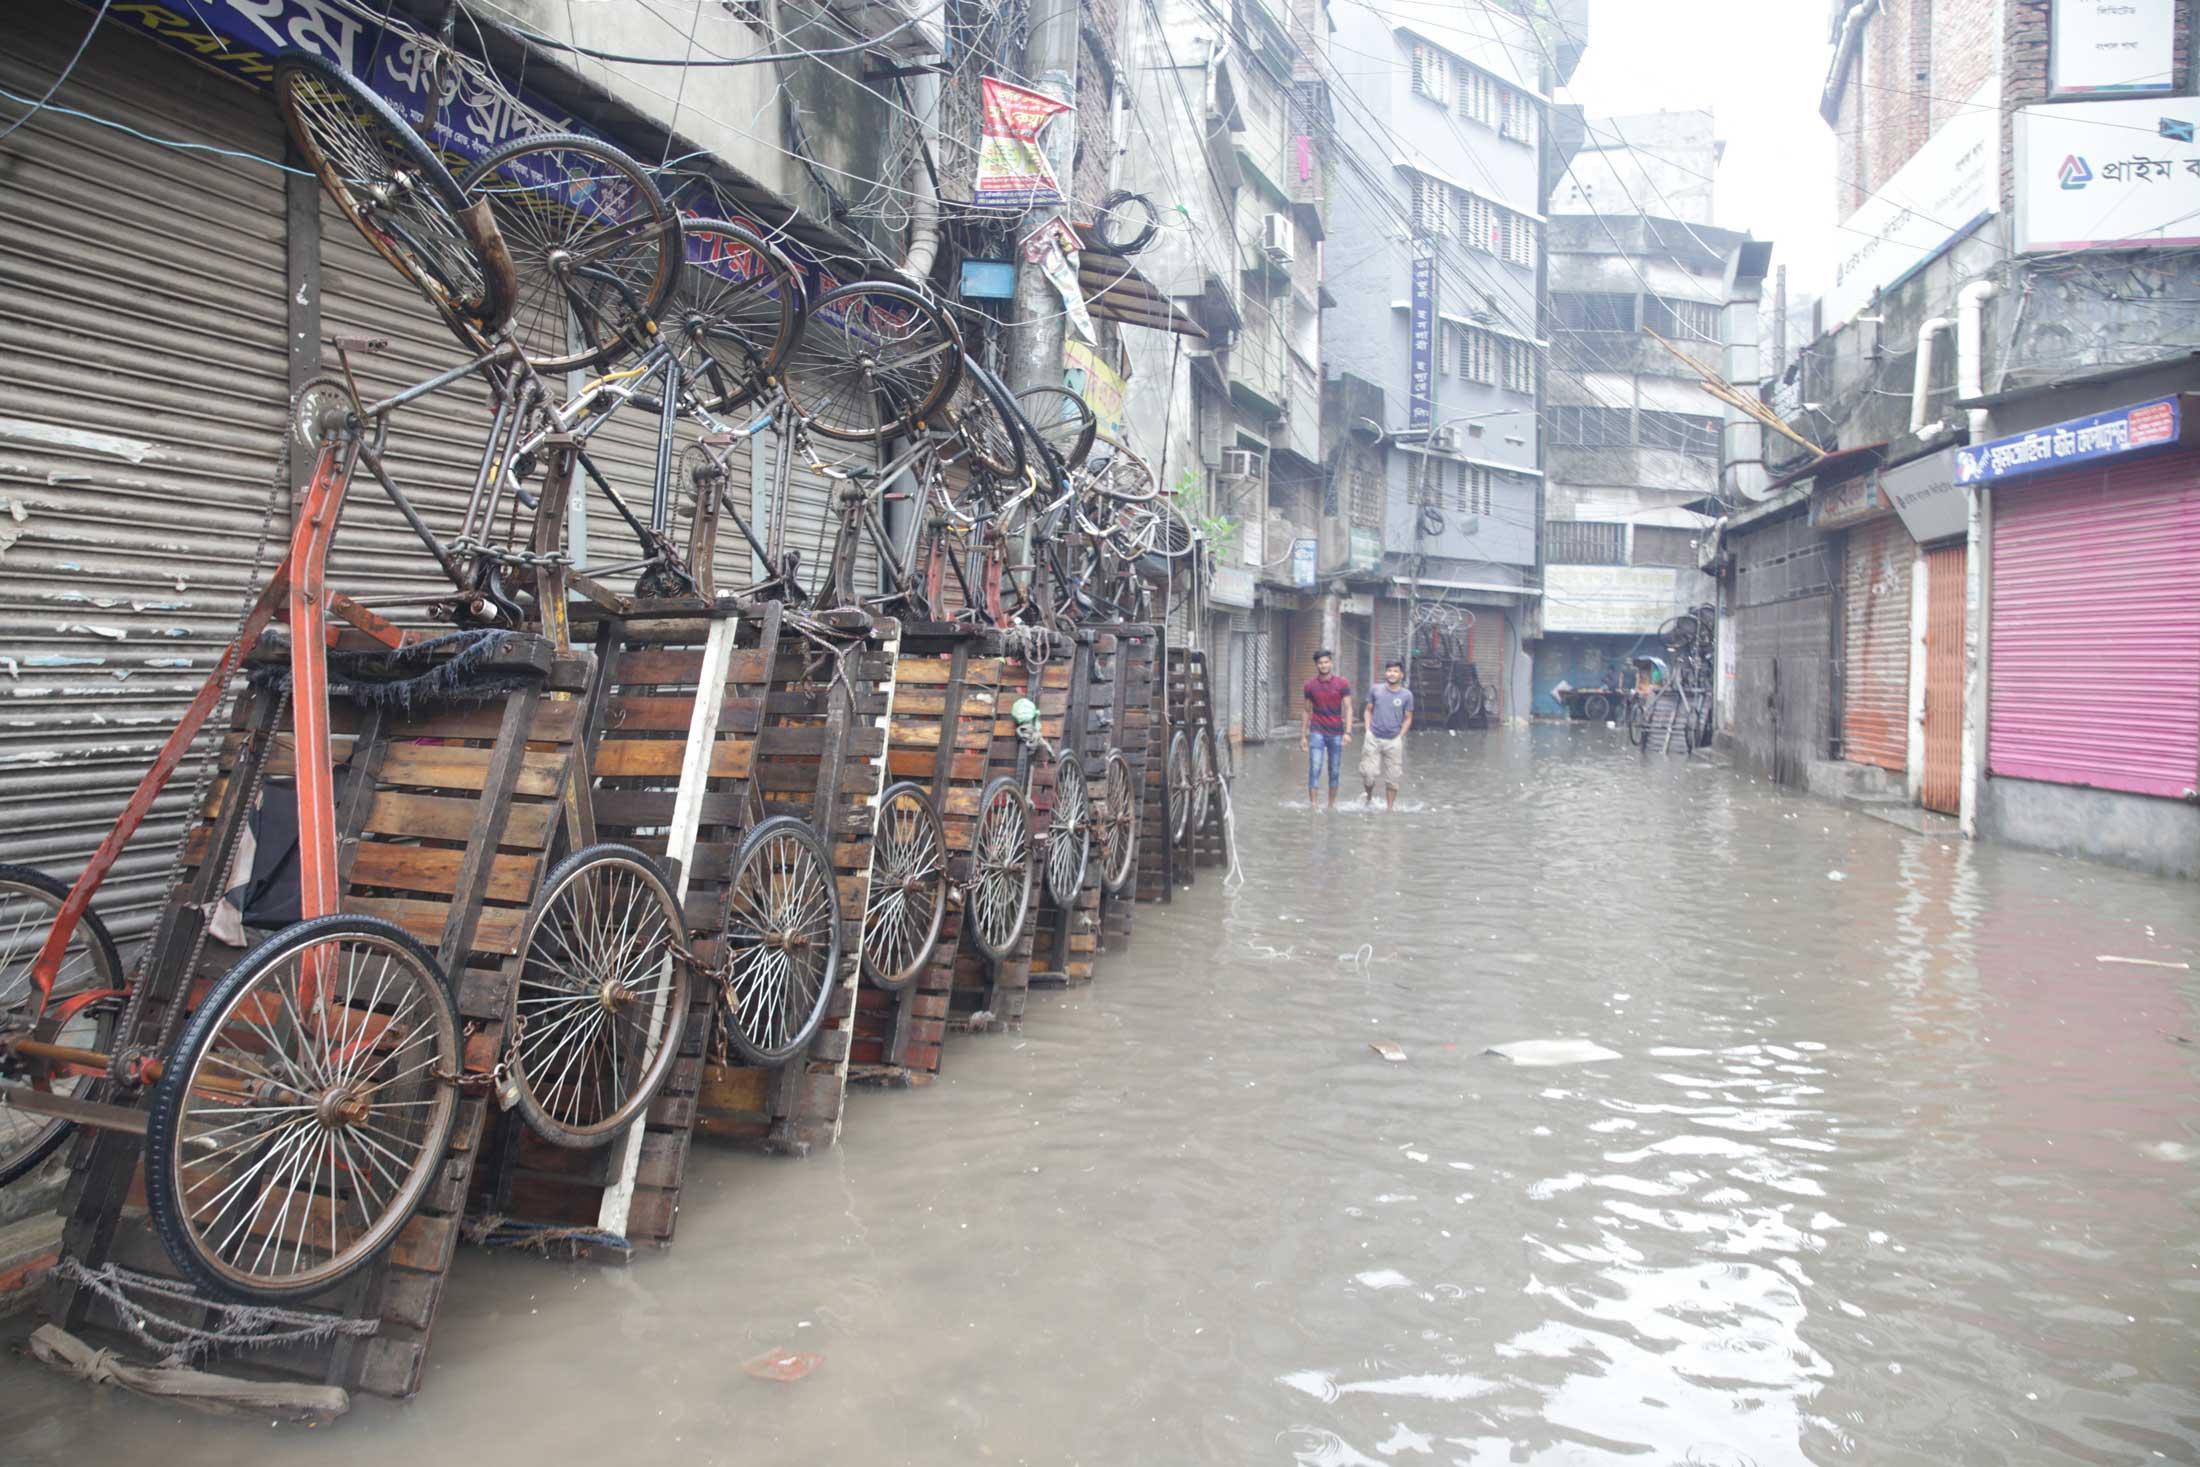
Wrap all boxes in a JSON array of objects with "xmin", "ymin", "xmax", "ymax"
[
  {"xmin": 1483, "ymin": 1039, "xmax": 1621, "ymax": 1067},
  {"xmin": 2097, "ymin": 955, "xmax": 2190, "ymax": 970},
  {"xmin": 1369, "ymin": 1042, "xmax": 1407, "ymax": 1062},
  {"xmin": 741, "ymin": 1348, "xmax": 822, "ymax": 1383}
]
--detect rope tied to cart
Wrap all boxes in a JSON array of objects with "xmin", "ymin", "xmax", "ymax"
[{"xmin": 50, "ymin": 1257, "xmax": 381, "ymax": 1367}]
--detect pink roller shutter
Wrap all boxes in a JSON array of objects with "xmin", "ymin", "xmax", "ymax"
[{"xmin": 1988, "ymin": 450, "xmax": 2200, "ymax": 799}]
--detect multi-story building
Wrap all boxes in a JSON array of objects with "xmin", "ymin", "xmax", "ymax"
[
  {"xmin": 1318, "ymin": 0, "xmax": 1581, "ymax": 722},
  {"xmin": 1710, "ymin": 0, "xmax": 2200, "ymax": 878},
  {"xmin": 1116, "ymin": 0, "xmax": 1333, "ymax": 742},
  {"xmin": 1535, "ymin": 112, "xmax": 1751, "ymax": 712}
]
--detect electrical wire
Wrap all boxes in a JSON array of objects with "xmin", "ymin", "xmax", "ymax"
[{"xmin": 0, "ymin": 0, "xmax": 113, "ymax": 143}]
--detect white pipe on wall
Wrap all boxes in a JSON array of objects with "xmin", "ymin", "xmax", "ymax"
[
  {"xmin": 1956, "ymin": 279, "xmax": 1998, "ymax": 440},
  {"xmin": 1910, "ymin": 315, "xmax": 1954, "ymax": 432}
]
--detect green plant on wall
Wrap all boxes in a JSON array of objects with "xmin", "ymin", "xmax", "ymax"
[{"xmin": 1174, "ymin": 469, "xmax": 1240, "ymax": 552}]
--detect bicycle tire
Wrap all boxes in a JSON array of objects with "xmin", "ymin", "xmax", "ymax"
[
  {"xmin": 949, "ymin": 361, "xmax": 1027, "ymax": 481},
  {"xmin": 1100, "ymin": 749, "xmax": 1140, "ymax": 896},
  {"xmin": 1015, "ymin": 386, "xmax": 1098, "ymax": 472},
  {"xmin": 1045, "ymin": 750, "xmax": 1092, "ymax": 910},
  {"xmin": 782, "ymin": 281, "xmax": 963, "ymax": 442},
  {"xmin": 862, "ymin": 782, "xmax": 948, "ymax": 992},
  {"xmin": 507, "ymin": 844, "xmax": 691, "ymax": 1149},
  {"xmin": 1581, "ymin": 693, "xmax": 1610, "ymax": 724},
  {"xmin": 274, "ymin": 52, "xmax": 498, "ymax": 327},
  {"xmin": 1166, "ymin": 729, "xmax": 1193, "ymax": 846},
  {"xmin": 0, "ymin": 864, "xmax": 124, "ymax": 1188},
  {"xmin": 144, "ymin": 915, "xmax": 459, "ymax": 1304},
  {"xmin": 459, "ymin": 133, "xmax": 680, "ymax": 372},
  {"xmin": 719, "ymin": 816, "xmax": 843, "ymax": 1066},
  {"xmin": 965, "ymin": 777, "xmax": 1033, "ymax": 964},
  {"xmin": 673, "ymin": 219, "xmax": 806, "ymax": 412},
  {"xmin": 1190, "ymin": 726, "xmax": 1216, "ymax": 837},
  {"xmin": 1082, "ymin": 432, "xmax": 1158, "ymax": 502}
]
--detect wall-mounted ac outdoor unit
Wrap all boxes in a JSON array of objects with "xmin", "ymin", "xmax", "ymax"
[
  {"xmin": 1430, "ymin": 426, "xmax": 1462, "ymax": 453},
  {"xmin": 1220, "ymin": 446, "xmax": 1266, "ymax": 480},
  {"xmin": 1262, "ymin": 213, "xmax": 1295, "ymax": 265}
]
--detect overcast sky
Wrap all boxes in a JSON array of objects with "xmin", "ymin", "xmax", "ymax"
[{"xmin": 1564, "ymin": 0, "xmax": 1839, "ymax": 297}]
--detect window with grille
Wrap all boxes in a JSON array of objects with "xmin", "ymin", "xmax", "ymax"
[
  {"xmin": 1452, "ymin": 462, "xmax": 1494, "ymax": 517},
  {"xmin": 1412, "ymin": 453, "xmax": 1444, "ymax": 507},
  {"xmin": 1410, "ymin": 44, "xmax": 1447, "ymax": 105},
  {"xmin": 1438, "ymin": 320, "xmax": 1457, "ymax": 376},
  {"xmin": 1453, "ymin": 62, "xmax": 1492, "ymax": 125},
  {"xmin": 1456, "ymin": 191, "xmax": 1492, "ymax": 254},
  {"xmin": 1411, "ymin": 173, "xmax": 1451, "ymax": 238},
  {"xmin": 1498, "ymin": 88, "xmax": 1537, "ymax": 145},
  {"xmin": 1547, "ymin": 520, "xmax": 1628, "ymax": 564},
  {"xmin": 1500, "ymin": 338, "xmax": 1534, "ymax": 394},
  {"xmin": 1644, "ymin": 295, "xmax": 1720, "ymax": 343},
  {"xmin": 1554, "ymin": 292, "xmax": 1635, "ymax": 331},
  {"xmin": 1551, "ymin": 404, "xmax": 1631, "ymax": 447},
  {"xmin": 1639, "ymin": 410, "xmax": 1721, "ymax": 456},
  {"xmin": 1506, "ymin": 212, "xmax": 1537, "ymax": 267},
  {"xmin": 1351, "ymin": 461, "xmax": 1382, "ymax": 527},
  {"xmin": 1463, "ymin": 326, "xmax": 1495, "ymax": 384}
]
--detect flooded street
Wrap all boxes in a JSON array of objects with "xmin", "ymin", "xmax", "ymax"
[{"xmin": 5, "ymin": 727, "xmax": 2197, "ymax": 1465}]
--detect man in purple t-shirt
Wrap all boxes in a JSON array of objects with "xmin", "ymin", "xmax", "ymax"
[{"xmin": 1300, "ymin": 648, "xmax": 1354, "ymax": 808}]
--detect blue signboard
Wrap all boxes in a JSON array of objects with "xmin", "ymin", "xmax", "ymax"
[
  {"xmin": 959, "ymin": 260, "xmax": 1018, "ymax": 299},
  {"xmin": 71, "ymin": 0, "xmax": 834, "ymax": 284},
  {"xmin": 1408, "ymin": 255, "xmax": 1435, "ymax": 433},
  {"xmin": 1954, "ymin": 396, "xmax": 2182, "ymax": 484}
]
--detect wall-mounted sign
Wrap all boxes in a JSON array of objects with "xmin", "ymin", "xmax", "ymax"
[
  {"xmin": 1210, "ymin": 564, "xmax": 1258, "ymax": 608},
  {"xmin": 1880, "ymin": 448, "xmax": 1966, "ymax": 543},
  {"xmin": 1344, "ymin": 592, "xmax": 1376, "ymax": 618},
  {"xmin": 976, "ymin": 77, "xmax": 1073, "ymax": 210},
  {"xmin": 2051, "ymin": 0, "xmax": 2178, "ymax": 98},
  {"xmin": 1290, "ymin": 537, "xmax": 1318, "ymax": 588},
  {"xmin": 1810, "ymin": 465, "xmax": 1894, "ymax": 530},
  {"xmin": 959, "ymin": 260, "xmax": 1017, "ymax": 299},
  {"xmin": 2013, "ymin": 98, "xmax": 2200, "ymax": 251},
  {"xmin": 1954, "ymin": 397, "xmax": 2182, "ymax": 484},
  {"xmin": 1825, "ymin": 79, "xmax": 1999, "ymax": 326},
  {"xmin": 1408, "ymin": 254, "xmax": 1436, "ymax": 432},
  {"xmin": 1346, "ymin": 527, "xmax": 1384, "ymax": 572},
  {"xmin": 1063, "ymin": 339, "xmax": 1128, "ymax": 441}
]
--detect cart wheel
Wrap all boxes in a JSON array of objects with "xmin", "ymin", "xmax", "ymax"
[
  {"xmin": 1166, "ymin": 730, "xmax": 1193, "ymax": 847},
  {"xmin": 0, "ymin": 864, "xmax": 124, "ymax": 1187},
  {"xmin": 719, "ymin": 817, "xmax": 843, "ymax": 1066},
  {"xmin": 1190, "ymin": 726, "xmax": 1217, "ymax": 838},
  {"xmin": 1099, "ymin": 750, "xmax": 1140, "ymax": 897},
  {"xmin": 507, "ymin": 844, "xmax": 690, "ymax": 1149},
  {"xmin": 862, "ymin": 783, "xmax": 948, "ymax": 992},
  {"xmin": 1582, "ymin": 693, "xmax": 1610, "ymax": 723},
  {"xmin": 144, "ymin": 916, "xmax": 459, "ymax": 1304},
  {"xmin": 1045, "ymin": 750, "xmax": 1092, "ymax": 910},
  {"xmin": 964, "ymin": 777, "xmax": 1033, "ymax": 964}
]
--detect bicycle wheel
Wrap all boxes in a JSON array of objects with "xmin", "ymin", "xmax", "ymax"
[
  {"xmin": 1100, "ymin": 749, "xmax": 1140, "ymax": 896},
  {"xmin": 144, "ymin": 916, "xmax": 459, "ymax": 1304},
  {"xmin": 1082, "ymin": 432, "xmax": 1158, "ymax": 502},
  {"xmin": 1166, "ymin": 730, "xmax": 1193, "ymax": 846},
  {"xmin": 948, "ymin": 362, "xmax": 1027, "ymax": 481},
  {"xmin": 1190, "ymin": 726, "xmax": 1216, "ymax": 839},
  {"xmin": 459, "ymin": 133, "xmax": 679, "ymax": 371},
  {"xmin": 719, "ymin": 817, "xmax": 842, "ymax": 1066},
  {"xmin": 782, "ymin": 281, "xmax": 963, "ymax": 442},
  {"xmin": 674, "ymin": 219, "xmax": 806, "ymax": 412},
  {"xmin": 1015, "ymin": 386, "xmax": 1097, "ymax": 472},
  {"xmin": 1045, "ymin": 751, "xmax": 1092, "ymax": 909},
  {"xmin": 1582, "ymin": 693, "xmax": 1610, "ymax": 723},
  {"xmin": 964, "ymin": 777, "xmax": 1033, "ymax": 964},
  {"xmin": 1625, "ymin": 696, "xmax": 1650, "ymax": 750},
  {"xmin": 862, "ymin": 783, "xmax": 947, "ymax": 992},
  {"xmin": 0, "ymin": 865, "xmax": 123, "ymax": 1187},
  {"xmin": 507, "ymin": 844, "xmax": 690, "ymax": 1149},
  {"xmin": 274, "ymin": 52, "xmax": 497, "ymax": 327}
]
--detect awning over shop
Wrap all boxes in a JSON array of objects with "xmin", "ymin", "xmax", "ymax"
[{"xmin": 1074, "ymin": 228, "xmax": 1208, "ymax": 338}]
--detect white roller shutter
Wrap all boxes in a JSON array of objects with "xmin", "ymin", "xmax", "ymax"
[{"xmin": 0, "ymin": 15, "xmax": 290, "ymax": 941}]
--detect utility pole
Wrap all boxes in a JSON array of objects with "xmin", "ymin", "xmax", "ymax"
[{"xmin": 1005, "ymin": 0, "xmax": 1080, "ymax": 399}]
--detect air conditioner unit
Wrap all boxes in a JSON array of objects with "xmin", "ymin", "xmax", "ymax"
[
  {"xmin": 1262, "ymin": 213, "xmax": 1295, "ymax": 265},
  {"xmin": 1430, "ymin": 426, "xmax": 1462, "ymax": 453},
  {"xmin": 1220, "ymin": 446, "xmax": 1266, "ymax": 480},
  {"xmin": 1470, "ymin": 307, "xmax": 1498, "ymax": 325}
]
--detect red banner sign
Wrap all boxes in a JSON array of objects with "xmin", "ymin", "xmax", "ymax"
[{"xmin": 975, "ymin": 77, "xmax": 1072, "ymax": 210}]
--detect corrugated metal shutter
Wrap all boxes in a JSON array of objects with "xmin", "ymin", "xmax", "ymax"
[
  {"xmin": 0, "ymin": 17, "xmax": 290, "ymax": 941},
  {"xmin": 1466, "ymin": 608, "xmax": 1507, "ymax": 715},
  {"xmin": 1922, "ymin": 543, "xmax": 1965, "ymax": 815},
  {"xmin": 1840, "ymin": 517, "xmax": 1913, "ymax": 771},
  {"xmin": 1989, "ymin": 450, "xmax": 2200, "ymax": 800}
]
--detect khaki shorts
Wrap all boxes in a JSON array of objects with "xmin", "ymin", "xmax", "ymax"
[{"xmin": 1360, "ymin": 733, "xmax": 1405, "ymax": 788}]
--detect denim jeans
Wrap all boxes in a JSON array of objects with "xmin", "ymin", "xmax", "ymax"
[{"xmin": 1307, "ymin": 731, "xmax": 1345, "ymax": 790}]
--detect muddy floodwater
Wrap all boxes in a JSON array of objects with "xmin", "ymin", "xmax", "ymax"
[{"xmin": 5, "ymin": 727, "xmax": 2197, "ymax": 1465}]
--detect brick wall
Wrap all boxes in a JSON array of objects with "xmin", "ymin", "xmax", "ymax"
[
  {"xmin": 1827, "ymin": 0, "xmax": 2017, "ymax": 216},
  {"xmin": 1999, "ymin": 0, "xmax": 2195, "ymax": 216}
]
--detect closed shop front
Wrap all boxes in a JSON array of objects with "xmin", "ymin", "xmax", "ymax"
[
  {"xmin": 1839, "ymin": 517, "xmax": 1915, "ymax": 771},
  {"xmin": 1, "ymin": 13, "xmax": 291, "ymax": 940},
  {"xmin": 1988, "ymin": 447, "xmax": 2200, "ymax": 800},
  {"xmin": 1921, "ymin": 544, "xmax": 1966, "ymax": 815}
]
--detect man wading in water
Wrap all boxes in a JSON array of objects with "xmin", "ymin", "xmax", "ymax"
[
  {"xmin": 1301, "ymin": 648, "xmax": 1353, "ymax": 809},
  {"xmin": 1361, "ymin": 659, "xmax": 1414, "ymax": 810}
]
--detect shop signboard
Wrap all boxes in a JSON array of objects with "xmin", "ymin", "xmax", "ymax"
[
  {"xmin": 1825, "ymin": 79, "xmax": 1999, "ymax": 326},
  {"xmin": 2051, "ymin": 0, "xmax": 2178, "ymax": 97},
  {"xmin": 1408, "ymin": 254, "xmax": 1435, "ymax": 432},
  {"xmin": 1809, "ymin": 467, "xmax": 1894, "ymax": 530},
  {"xmin": 1954, "ymin": 397, "xmax": 2182, "ymax": 484},
  {"xmin": 1290, "ymin": 537, "xmax": 1317, "ymax": 588},
  {"xmin": 1062, "ymin": 340, "xmax": 1129, "ymax": 441},
  {"xmin": 2014, "ymin": 97, "xmax": 2200, "ymax": 250},
  {"xmin": 1346, "ymin": 527, "xmax": 1384, "ymax": 572},
  {"xmin": 1211, "ymin": 564, "xmax": 1258, "ymax": 609},
  {"xmin": 1882, "ymin": 449, "xmax": 1966, "ymax": 543}
]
